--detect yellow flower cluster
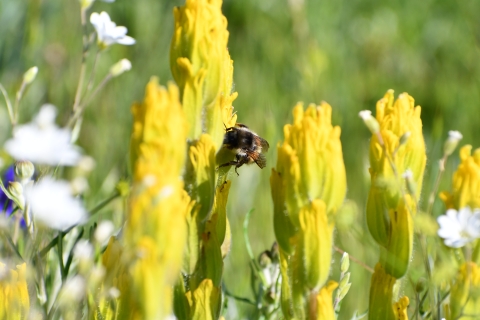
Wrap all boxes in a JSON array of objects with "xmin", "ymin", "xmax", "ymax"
[
  {"xmin": 366, "ymin": 90, "xmax": 426, "ymax": 279},
  {"xmin": 170, "ymin": 0, "xmax": 237, "ymax": 149},
  {"xmin": 272, "ymin": 102, "xmax": 346, "ymax": 318},
  {"xmin": 440, "ymin": 145, "xmax": 480, "ymax": 210},
  {"xmin": 124, "ymin": 78, "xmax": 192, "ymax": 319}
]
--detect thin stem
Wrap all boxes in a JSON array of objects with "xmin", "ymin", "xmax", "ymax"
[
  {"xmin": 333, "ymin": 246, "xmax": 374, "ymax": 273},
  {"xmin": 14, "ymin": 80, "xmax": 27, "ymax": 125},
  {"xmin": 68, "ymin": 73, "xmax": 112, "ymax": 129},
  {"xmin": 57, "ymin": 232, "xmax": 66, "ymax": 282},
  {"xmin": 84, "ymin": 49, "xmax": 101, "ymax": 95},
  {"xmin": 72, "ymin": 8, "xmax": 89, "ymax": 113},
  {"xmin": 0, "ymin": 83, "xmax": 14, "ymax": 125},
  {"xmin": 427, "ymin": 155, "xmax": 447, "ymax": 216}
]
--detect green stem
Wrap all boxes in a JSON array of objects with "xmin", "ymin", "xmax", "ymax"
[
  {"xmin": 0, "ymin": 83, "xmax": 15, "ymax": 125},
  {"xmin": 58, "ymin": 232, "xmax": 66, "ymax": 282}
]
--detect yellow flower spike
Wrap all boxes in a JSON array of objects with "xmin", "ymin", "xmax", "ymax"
[
  {"xmin": 125, "ymin": 78, "xmax": 192, "ymax": 319},
  {"xmin": 448, "ymin": 262, "xmax": 480, "ymax": 320},
  {"xmin": 277, "ymin": 102, "xmax": 346, "ymax": 221},
  {"xmin": 366, "ymin": 90, "xmax": 426, "ymax": 277},
  {"xmin": 170, "ymin": 0, "xmax": 237, "ymax": 148},
  {"xmin": 0, "ymin": 263, "xmax": 30, "ymax": 320},
  {"xmin": 440, "ymin": 145, "xmax": 480, "ymax": 210},
  {"xmin": 393, "ymin": 296, "xmax": 410, "ymax": 320},
  {"xmin": 316, "ymin": 280, "xmax": 339, "ymax": 320},
  {"xmin": 279, "ymin": 249, "xmax": 295, "ymax": 319},
  {"xmin": 368, "ymin": 263, "xmax": 397, "ymax": 320},
  {"xmin": 369, "ymin": 90, "xmax": 426, "ymax": 198},
  {"xmin": 186, "ymin": 134, "xmax": 217, "ymax": 221}
]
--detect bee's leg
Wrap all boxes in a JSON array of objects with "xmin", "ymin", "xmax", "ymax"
[{"xmin": 217, "ymin": 161, "xmax": 239, "ymax": 169}]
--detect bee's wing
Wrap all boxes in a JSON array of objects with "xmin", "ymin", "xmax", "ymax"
[
  {"xmin": 254, "ymin": 135, "xmax": 269, "ymax": 152},
  {"xmin": 247, "ymin": 150, "xmax": 267, "ymax": 169}
]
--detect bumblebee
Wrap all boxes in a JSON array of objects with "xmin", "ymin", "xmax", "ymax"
[{"xmin": 218, "ymin": 123, "xmax": 269, "ymax": 175}]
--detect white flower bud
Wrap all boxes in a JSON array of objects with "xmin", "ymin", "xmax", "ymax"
[
  {"xmin": 444, "ymin": 130, "xmax": 463, "ymax": 157},
  {"xmin": 74, "ymin": 240, "xmax": 94, "ymax": 273},
  {"xmin": 109, "ymin": 59, "xmax": 132, "ymax": 77},
  {"xmin": 71, "ymin": 177, "xmax": 89, "ymax": 195},
  {"xmin": 399, "ymin": 131, "xmax": 411, "ymax": 147},
  {"xmin": 8, "ymin": 181, "xmax": 25, "ymax": 210},
  {"xmin": 14, "ymin": 160, "xmax": 35, "ymax": 185},
  {"xmin": 23, "ymin": 67, "xmax": 38, "ymax": 85},
  {"xmin": 359, "ymin": 110, "xmax": 380, "ymax": 134},
  {"xmin": 403, "ymin": 169, "xmax": 416, "ymax": 196},
  {"xmin": 340, "ymin": 252, "xmax": 350, "ymax": 273},
  {"xmin": 94, "ymin": 220, "xmax": 115, "ymax": 244}
]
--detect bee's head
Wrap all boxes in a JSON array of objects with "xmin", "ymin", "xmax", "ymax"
[{"xmin": 223, "ymin": 129, "xmax": 238, "ymax": 148}]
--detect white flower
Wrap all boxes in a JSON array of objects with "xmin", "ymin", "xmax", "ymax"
[
  {"xmin": 4, "ymin": 104, "xmax": 81, "ymax": 166},
  {"xmin": 25, "ymin": 177, "xmax": 87, "ymax": 231},
  {"xmin": 437, "ymin": 207, "xmax": 480, "ymax": 248},
  {"xmin": 90, "ymin": 12, "xmax": 135, "ymax": 48},
  {"xmin": 109, "ymin": 59, "xmax": 132, "ymax": 77}
]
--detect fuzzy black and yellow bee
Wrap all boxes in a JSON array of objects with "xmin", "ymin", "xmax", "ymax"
[{"xmin": 218, "ymin": 123, "xmax": 270, "ymax": 175}]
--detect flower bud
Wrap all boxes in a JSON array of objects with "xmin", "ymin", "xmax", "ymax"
[
  {"xmin": 22, "ymin": 66, "xmax": 38, "ymax": 85},
  {"xmin": 339, "ymin": 272, "xmax": 350, "ymax": 288},
  {"xmin": 359, "ymin": 110, "xmax": 380, "ymax": 135},
  {"xmin": 14, "ymin": 160, "xmax": 35, "ymax": 185},
  {"xmin": 80, "ymin": 0, "xmax": 95, "ymax": 10},
  {"xmin": 8, "ymin": 181, "xmax": 25, "ymax": 210},
  {"xmin": 444, "ymin": 130, "xmax": 463, "ymax": 157},
  {"xmin": 402, "ymin": 169, "xmax": 417, "ymax": 196},
  {"xmin": 340, "ymin": 252, "xmax": 350, "ymax": 273},
  {"xmin": 110, "ymin": 59, "xmax": 132, "ymax": 77},
  {"xmin": 94, "ymin": 220, "xmax": 115, "ymax": 244},
  {"xmin": 258, "ymin": 251, "xmax": 272, "ymax": 269},
  {"xmin": 74, "ymin": 240, "xmax": 94, "ymax": 273},
  {"xmin": 398, "ymin": 131, "xmax": 411, "ymax": 147}
]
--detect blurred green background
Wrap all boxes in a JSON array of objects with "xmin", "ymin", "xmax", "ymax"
[{"xmin": 1, "ymin": 0, "xmax": 479, "ymax": 318}]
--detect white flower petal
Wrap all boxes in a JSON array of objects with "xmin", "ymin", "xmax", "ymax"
[
  {"xmin": 458, "ymin": 207, "xmax": 472, "ymax": 228},
  {"xmin": 5, "ymin": 106, "xmax": 82, "ymax": 166},
  {"xmin": 25, "ymin": 177, "xmax": 87, "ymax": 231},
  {"xmin": 116, "ymin": 35, "xmax": 136, "ymax": 45},
  {"xmin": 467, "ymin": 212, "xmax": 480, "ymax": 238},
  {"xmin": 444, "ymin": 237, "xmax": 470, "ymax": 248}
]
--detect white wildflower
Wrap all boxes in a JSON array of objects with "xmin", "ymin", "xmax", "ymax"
[
  {"xmin": 58, "ymin": 276, "xmax": 86, "ymax": 305},
  {"xmin": 4, "ymin": 104, "xmax": 81, "ymax": 166},
  {"xmin": 25, "ymin": 177, "xmax": 87, "ymax": 231},
  {"xmin": 437, "ymin": 207, "xmax": 480, "ymax": 248},
  {"xmin": 90, "ymin": 12, "xmax": 135, "ymax": 48}
]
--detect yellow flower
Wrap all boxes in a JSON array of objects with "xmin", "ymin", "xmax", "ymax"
[
  {"xmin": 170, "ymin": 0, "xmax": 237, "ymax": 148},
  {"xmin": 272, "ymin": 102, "xmax": 346, "ymax": 318},
  {"xmin": 124, "ymin": 78, "xmax": 192, "ymax": 319},
  {"xmin": 316, "ymin": 281, "xmax": 338, "ymax": 320},
  {"xmin": 366, "ymin": 90, "xmax": 426, "ymax": 278},
  {"xmin": 185, "ymin": 134, "xmax": 216, "ymax": 221},
  {"xmin": 276, "ymin": 102, "xmax": 346, "ymax": 225},
  {"xmin": 448, "ymin": 262, "xmax": 480, "ymax": 320},
  {"xmin": 440, "ymin": 145, "xmax": 480, "ymax": 210},
  {"xmin": 0, "ymin": 263, "xmax": 29, "ymax": 320}
]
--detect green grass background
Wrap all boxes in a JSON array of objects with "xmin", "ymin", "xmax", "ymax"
[{"xmin": 1, "ymin": 0, "xmax": 480, "ymax": 318}]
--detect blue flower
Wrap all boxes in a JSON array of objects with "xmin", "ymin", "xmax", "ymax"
[{"xmin": 0, "ymin": 166, "xmax": 25, "ymax": 227}]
